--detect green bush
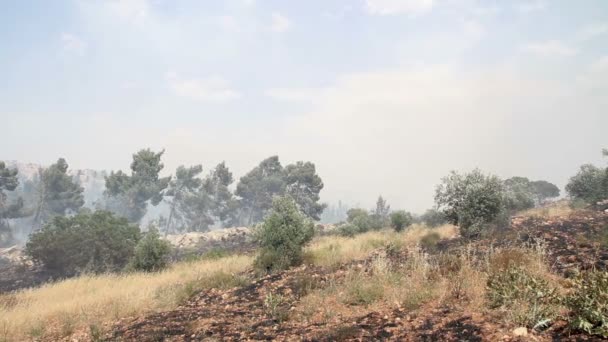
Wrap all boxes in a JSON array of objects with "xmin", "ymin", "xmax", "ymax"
[
  {"xmin": 419, "ymin": 232, "xmax": 441, "ymax": 251},
  {"xmin": 390, "ymin": 210, "xmax": 413, "ymax": 232},
  {"xmin": 487, "ymin": 266, "xmax": 559, "ymax": 329},
  {"xmin": 337, "ymin": 223, "xmax": 361, "ymax": 237},
  {"xmin": 346, "ymin": 208, "xmax": 373, "ymax": 233},
  {"xmin": 420, "ymin": 209, "xmax": 447, "ymax": 228},
  {"xmin": 128, "ymin": 228, "xmax": 172, "ymax": 272},
  {"xmin": 25, "ymin": 211, "xmax": 140, "ymax": 275},
  {"xmin": 566, "ymin": 163, "xmax": 608, "ymax": 205},
  {"xmin": 254, "ymin": 196, "xmax": 314, "ymax": 272},
  {"xmin": 435, "ymin": 169, "xmax": 506, "ymax": 239},
  {"xmin": 566, "ymin": 271, "xmax": 608, "ymax": 337}
]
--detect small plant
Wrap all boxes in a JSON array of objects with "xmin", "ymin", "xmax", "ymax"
[
  {"xmin": 346, "ymin": 208, "xmax": 373, "ymax": 233},
  {"xmin": 343, "ymin": 271, "xmax": 384, "ymax": 306},
  {"xmin": 390, "ymin": 210, "xmax": 413, "ymax": 232},
  {"xmin": 128, "ymin": 228, "xmax": 172, "ymax": 272},
  {"xmin": 419, "ymin": 232, "xmax": 441, "ymax": 251},
  {"xmin": 89, "ymin": 323, "xmax": 103, "ymax": 342},
  {"xmin": 254, "ymin": 196, "xmax": 314, "ymax": 272},
  {"xmin": 566, "ymin": 271, "xmax": 608, "ymax": 337},
  {"xmin": 487, "ymin": 266, "xmax": 559, "ymax": 329},
  {"xmin": 264, "ymin": 293, "xmax": 288, "ymax": 322},
  {"xmin": 337, "ymin": 223, "xmax": 361, "ymax": 237}
]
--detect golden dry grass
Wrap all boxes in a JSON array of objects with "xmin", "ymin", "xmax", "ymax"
[
  {"xmin": 295, "ymin": 236, "xmax": 561, "ymax": 329},
  {"xmin": 306, "ymin": 224, "xmax": 457, "ymax": 268},
  {"xmin": 0, "ymin": 224, "xmax": 457, "ymax": 341},
  {"xmin": 0, "ymin": 255, "xmax": 251, "ymax": 341},
  {"xmin": 517, "ymin": 200, "xmax": 573, "ymax": 219}
]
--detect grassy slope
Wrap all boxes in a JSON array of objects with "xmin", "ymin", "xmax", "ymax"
[{"xmin": 0, "ymin": 224, "xmax": 456, "ymax": 341}]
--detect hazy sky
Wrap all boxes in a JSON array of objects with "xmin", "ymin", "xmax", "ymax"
[{"xmin": 2, "ymin": 0, "xmax": 607, "ymax": 212}]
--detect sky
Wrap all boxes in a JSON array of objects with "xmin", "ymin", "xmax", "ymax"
[{"xmin": 1, "ymin": 0, "xmax": 607, "ymax": 212}]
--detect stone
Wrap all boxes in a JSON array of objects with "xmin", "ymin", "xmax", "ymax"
[{"xmin": 513, "ymin": 327, "xmax": 527, "ymax": 337}]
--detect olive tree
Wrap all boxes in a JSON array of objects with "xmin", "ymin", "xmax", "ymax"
[{"xmin": 435, "ymin": 169, "xmax": 505, "ymax": 239}]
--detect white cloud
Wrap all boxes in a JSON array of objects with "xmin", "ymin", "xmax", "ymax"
[
  {"xmin": 515, "ymin": 0, "xmax": 546, "ymax": 13},
  {"xmin": 218, "ymin": 15, "xmax": 240, "ymax": 32},
  {"xmin": 107, "ymin": 0, "xmax": 149, "ymax": 24},
  {"xmin": 265, "ymin": 88, "xmax": 324, "ymax": 102},
  {"xmin": 365, "ymin": 0, "xmax": 434, "ymax": 16},
  {"xmin": 577, "ymin": 23, "xmax": 608, "ymax": 41},
  {"xmin": 60, "ymin": 33, "xmax": 87, "ymax": 55},
  {"xmin": 166, "ymin": 73, "xmax": 240, "ymax": 102},
  {"xmin": 270, "ymin": 12, "xmax": 291, "ymax": 33},
  {"xmin": 591, "ymin": 56, "xmax": 608, "ymax": 72},
  {"xmin": 524, "ymin": 40, "xmax": 578, "ymax": 57}
]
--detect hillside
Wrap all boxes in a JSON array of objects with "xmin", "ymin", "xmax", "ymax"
[{"xmin": 2, "ymin": 204, "xmax": 608, "ymax": 341}]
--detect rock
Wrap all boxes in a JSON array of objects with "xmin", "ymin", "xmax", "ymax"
[{"xmin": 513, "ymin": 327, "xmax": 527, "ymax": 337}]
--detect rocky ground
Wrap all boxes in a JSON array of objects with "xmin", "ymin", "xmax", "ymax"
[{"xmin": 105, "ymin": 210, "xmax": 608, "ymax": 342}]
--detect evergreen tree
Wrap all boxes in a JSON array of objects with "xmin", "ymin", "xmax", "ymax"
[
  {"xmin": 104, "ymin": 149, "xmax": 170, "ymax": 222},
  {"xmin": 32, "ymin": 158, "xmax": 84, "ymax": 230},
  {"xmin": 284, "ymin": 161, "xmax": 326, "ymax": 221},
  {"xmin": 203, "ymin": 162, "xmax": 238, "ymax": 227},
  {"xmin": 164, "ymin": 165, "xmax": 203, "ymax": 233}
]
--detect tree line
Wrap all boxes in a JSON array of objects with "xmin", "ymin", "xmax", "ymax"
[{"xmin": 0, "ymin": 149, "xmax": 326, "ymax": 243}]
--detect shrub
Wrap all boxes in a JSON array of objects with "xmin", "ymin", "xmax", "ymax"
[
  {"xmin": 343, "ymin": 271, "xmax": 384, "ymax": 306},
  {"xmin": 420, "ymin": 209, "xmax": 447, "ymax": 228},
  {"xmin": 419, "ymin": 232, "xmax": 441, "ymax": 251},
  {"xmin": 566, "ymin": 164, "xmax": 608, "ymax": 204},
  {"xmin": 346, "ymin": 208, "xmax": 373, "ymax": 232},
  {"xmin": 25, "ymin": 211, "xmax": 140, "ymax": 275},
  {"xmin": 435, "ymin": 169, "xmax": 506, "ymax": 239},
  {"xmin": 128, "ymin": 228, "xmax": 172, "ymax": 272},
  {"xmin": 504, "ymin": 177, "xmax": 535, "ymax": 213},
  {"xmin": 487, "ymin": 266, "xmax": 559, "ymax": 329},
  {"xmin": 337, "ymin": 223, "xmax": 361, "ymax": 237},
  {"xmin": 390, "ymin": 210, "xmax": 413, "ymax": 232},
  {"xmin": 254, "ymin": 196, "xmax": 314, "ymax": 272},
  {"xmin": 566, "ymin": 271, "xmax": 608, "ymax": 337}
]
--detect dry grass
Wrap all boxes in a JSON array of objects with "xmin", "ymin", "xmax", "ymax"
[
  {"xmin": 306, "ymin": 224, "xmax": 457, "ymax": 268},
  {"xmin": 0, "ymin": 224, "xmax": 457, "ymax": 341},
  {"xmin": 518, "ymin": 200, "xmax": 573, "ymax": 219},
  {"xmin": 0, "ymin": 255, "xmax": 251, "ymax": 341}
]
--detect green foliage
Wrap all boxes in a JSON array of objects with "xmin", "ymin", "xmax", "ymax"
[
  {"xmin": 165, "ymin": 164, "xmax": 203, "ymax": 233},
  {"xmin": 0, "ymin": 162, "xmax": 24, "ymax": 245},
  {"xmin": 32, "ymin": 158, "xmax": 85, "ymax": 229},
  {"xmin": 435, "ymin": 169, "xmax": 505, "ymax": 239},
  {"xmin": 371, "ymin": 196, "xmax": 390, "ymax": 229},
  {"xmin": 504, "ymin": 176, "xmax": 535, "ymax": 212},
  {"xmin": 25, "ymin": 211, "xmax": 140, "ymax": 275},
  {"xmin": 128, "ymin": 228, "xmax": 172, "ymax": 272},
  {"xmin": 487, "ymin": 266, "xmax": 559, "ymax": 329},
  {"xmin": 254, "ymin": 196, "xmax": 314, "ymax": 272},
  {"xmin": 236, "ymin": 156, "xmax": 286, "ymax": 225},
  {"xmin": 203, "ymin": 162, "xmax": 239, "ymax": 227},
  {"xmin": 566, "ymin": 271, "xmax": 608, "ymax": 337},
  {"xmin": 419, "ymin": 232, "xmax": 441, "ymax": 251},
  {"xmin": 264, "ymin": 292, "xmax": 289, "ymax": 322},
  {"xmin": 420, "ymin": 208, "xmax": 447, "ymax": 227},
  {"xmin": 566, "ymin": 164, "xmax": 608, "ymax": 204},
  {"xmin": 390, "ymin": 210, "xmax": 412, "ymax": 232},
  {"xmin": 337, "ymin": 223, "xmax": 361, "ymax": 237},
  {"xmin": 530, "ymin": 180, "xmax": 560, "ymax": 204},
  {"xmin": 284, "ymin": 161, "xmax": 326, "ymax": 221},
  {"xmin": 236, "ymin": 156, "xmax": 326, "ymax": 225},
  {"xmin": 0, "ymin": 162, "xmax": 19, "ymax": 196},
  {"xmin": 104, "ymin": 149, "xmax": 170, "ymax": 223},
  {"xmin": 343, "ymin": 271, "xmax": 384, "ymax": 306},
  {"xmin": 346, "ymin": 208, "xmax": 373, "ymax": 233}
]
